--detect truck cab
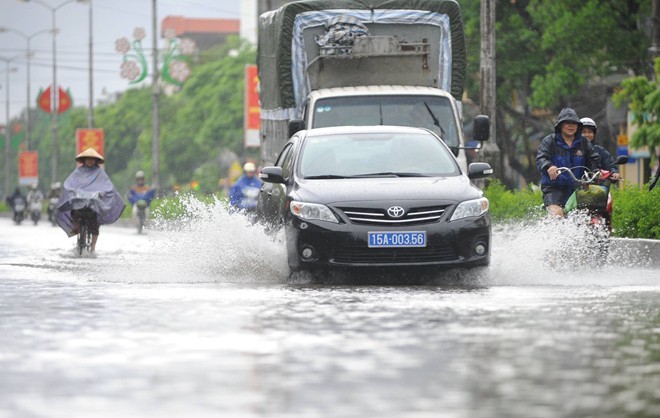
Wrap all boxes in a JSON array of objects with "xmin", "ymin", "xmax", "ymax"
[{"xmin": 300, "ymin": 86, "xmax": 472, "ymax": 171}]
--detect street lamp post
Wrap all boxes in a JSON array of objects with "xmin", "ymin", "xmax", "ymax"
[
  {"xmin": 1, "ymin": 57, "xmax": 19, "ymax": 198},
  {"xmin": 87, "ymin": 0, "xmax": 93, "ymax": 128},
  {"xmin": 19, "ymin": 0, "xmax": 88, "ymax": 183},
  {"xmin": 0, "ymin": 27, "xmax": 53, "ymax": 150}
]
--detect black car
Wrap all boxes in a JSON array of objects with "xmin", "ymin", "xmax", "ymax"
[{"xmin": 257, "ymin": 125, "xmax": 493, "ymax": 273}]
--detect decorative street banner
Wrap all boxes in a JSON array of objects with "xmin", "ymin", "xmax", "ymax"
[
  {"xmin": 76, "ymin": 128, "xmax": 105, "ymax": 157},
  {"xmin": 37, "ymin": 86, "xmax": 73, "ymax": 114},
  {"xmin": 244, "ymin": 64, "xmax": 261, "ymax": 148},
  {"xmin": 18, "ymin": 151, "xmax": 39, "ymax": 186}
]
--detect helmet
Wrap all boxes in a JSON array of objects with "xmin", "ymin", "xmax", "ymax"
[
  {"xmin": 30, "ymin": 183, "xmax": 38, "ymax": 190},
  {"xmin": 243, "ymin": 162, "xmax": 256, "ymax": 172},
  {"xmin": 580, "ymin": 117, "xmax": 597, "ymax": 133},
  {"xmin": 135, "ymin": 170, "xmax": 145, "ymax": 179}
]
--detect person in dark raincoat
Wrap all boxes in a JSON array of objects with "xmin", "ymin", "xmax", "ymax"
[
  {"xmin": 536, "ymin": 108, "xmax": 600, "ymax": 218},
  {"xmin": 5, "ymin": 187, "xmax": 27, "ymax": 223},
  {"xmin": 56, "ymin": 148, "xmax": 125, "ymax": 253},
  {"xmin": 580, "ymin": 117, "xmax": 621, "ymax": 181}
]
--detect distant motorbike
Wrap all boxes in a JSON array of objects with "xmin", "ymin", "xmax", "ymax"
[
  {"xmin": 47, "ymin": 197, "xmax": 59, "ymax": 226},
  {"xmin": 136, "ymin": 199, "xmax": 148, "ymax": 234},
  {"xmin": 29, "ymin": 200, "xmax": 42, "ymax": 225},
  {"xmin": 12, "ymin": 196, "xmax": 27, "ymax": 225}
]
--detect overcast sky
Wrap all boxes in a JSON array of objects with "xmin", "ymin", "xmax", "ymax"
[{"xmin": 0, "ymin": 0, "xmax": 241, "ymax": 124}]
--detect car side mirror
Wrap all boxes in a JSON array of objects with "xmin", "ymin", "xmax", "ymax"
[
  {"xmin": 615, "ymin": 155, "xmax": 629, "ymax": 165},
  {"xmin": 473, "ymin": 115, "xmax": 490, "ymax": 142},
  {"xmin": 468, "ymin": 162, "xmax": 493, "ymax": 179},
  {"xmin": 259, "ymin": 166, "xmax": 284, "ymax": 184},
  {"xmin": 288, "ymin": 119, "xmax": 305, "ymax": 138}
]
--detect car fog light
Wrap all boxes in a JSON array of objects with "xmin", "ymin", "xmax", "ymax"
[
  {"xmin": 474, "ymin": 243, "xmax": 487, "ymax": 256},
  {"xmin": 301, "ymin": 246, "xmax": 315, "ymax": 259},
  {"xmin": 300, "ymin": 222, "xmax": 308, "ymax": 230}
]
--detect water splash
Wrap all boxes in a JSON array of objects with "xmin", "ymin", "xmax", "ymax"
[
  {"xmin": 104, "ymin": 194, "xmax": 289, "ymax": 283},
  {"xmin": 101, "ymin": 195, "xmax": 657, "ymax": 287}
]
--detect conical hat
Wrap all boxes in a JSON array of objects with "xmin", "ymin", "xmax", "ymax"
[{"xmin": 75, "ymin": 148, "xmax": 104, "ymax": 163}]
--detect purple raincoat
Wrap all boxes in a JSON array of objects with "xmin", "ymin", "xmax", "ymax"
[{"xmin": 56, "ymin": 165, "xmax": 126, "ymax": 237}]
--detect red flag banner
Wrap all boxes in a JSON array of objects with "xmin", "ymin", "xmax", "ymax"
[
  {"xmin": 38, "ymin": 86, "xmax": 51, "ymax": 113},
  {"xmin": 76, "ymin": 128, "xmax": 105, "ymax": 157},
  {"xmin": 37, "ymin": 86, "xmax": 73, "ymax": 114},
  {"xmin": 58, "ymin": 87, "xmax": 72, "ymax": 114},
  {"xmin": 244, "ymin": 64, "xmax": 260, "ymax": 148},
  {"xmin": 18, "ymin": 151, "xmax": 39, "ymax": 185}
]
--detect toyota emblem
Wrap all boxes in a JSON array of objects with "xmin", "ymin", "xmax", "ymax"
[{"xmin": 387, "ymin": 206, "xmax": 405, "ymax": 218}]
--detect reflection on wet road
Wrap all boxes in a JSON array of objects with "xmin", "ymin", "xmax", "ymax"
[{"xmin": 0, "ymin": 205, "xmax": 658, "ymax": 418}]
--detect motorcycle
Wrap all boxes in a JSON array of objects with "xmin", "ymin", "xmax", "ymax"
[
  {"xmin": 29, "ymin": 200, "xmax": 42, "ymax": 225},
  {"xmin": 557, "ymin": 155, "xmax": 628, "ymax": 234},
  {"xmin": 48, "ymin": 197, "xmax": 59, "ymax": 226},
  {"xmin": 12, "ymin": 196, "xmax": 27, "ymax": 225},
  {"xmin": 547, "ymin": 155, "xmax": 629, "ymax": 265}
]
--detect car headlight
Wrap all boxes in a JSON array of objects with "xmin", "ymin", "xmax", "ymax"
[
  {"xmin": 290, "ymin": 201, "xmax": 339, "ymax": 223},
  {"xmin": 449, "ymin": 197, "xmax": 489, "ymax": 221}
]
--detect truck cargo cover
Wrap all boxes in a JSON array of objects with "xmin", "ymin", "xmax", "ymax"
[{"xmin": 258, "ymin": 0, "xmax": 466, "ymax": 120}]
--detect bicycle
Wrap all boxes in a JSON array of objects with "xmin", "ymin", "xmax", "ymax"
[{"xmin": 74, "ymin": 208, "xmax": 97, "ymax": 255}]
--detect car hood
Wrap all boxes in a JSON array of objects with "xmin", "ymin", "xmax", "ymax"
[{"xmin": 294, "ymin": 176, "xmax": 483, "ymax": 206}]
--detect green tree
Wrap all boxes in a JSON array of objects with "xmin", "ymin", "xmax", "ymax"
[
  {"xmin": 613, "ymin": 57, "xmax": 660, "ymax": 150},
  {"xmin": 462, "ymin": 0, "xmax": 650, "ymax": 187}
]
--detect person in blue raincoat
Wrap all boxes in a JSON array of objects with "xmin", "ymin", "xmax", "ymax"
[
  {"xmin": 536, "ymin": 108, "xmax": 600, "ymax": 218},
  {"xmin": 229, "ymin": 162, "xmax": 262, "ymax": 212},
  {"xmin": 126, "ymin": 170, "xmax": 156, "ymax": 225},
  {"xmin": 56, "ymin": 148, "xmax": 125, "ymax": 252}
]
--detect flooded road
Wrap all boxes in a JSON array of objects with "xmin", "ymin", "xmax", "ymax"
[{"xmin": 1, "ymin": 203, "xmax": 658, "ymax": 418}]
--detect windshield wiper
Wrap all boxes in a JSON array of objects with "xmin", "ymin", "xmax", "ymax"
[
  {"xmin": 423, "ymin": 101, "xmax": 445, "ymax": 137},
  {"xmin": 351, "ymin": 172, "xmax": 427, "ymax": 178},
  {"xmin": 304, "ymin": 174, "xmax": 348, "ymax": 179}
]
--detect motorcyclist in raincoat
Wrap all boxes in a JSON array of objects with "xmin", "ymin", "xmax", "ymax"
[
  {"xmin": 5, "ymin": 187, "xmax": 27, "ymax": 224},
  {"xmin": 126, "ymin": 170, "xmax": 156, "ymax": 226},
  {"xmin": 536, "ymin": 108, "xmax": 600, "ymax": 218},
  {"xmin": 229, "ymin": 162, "xmax": 262, "ymax": 212},
  {"xmin": 56, "ymin": 148, "xmax": 125, "ymax": 253}
]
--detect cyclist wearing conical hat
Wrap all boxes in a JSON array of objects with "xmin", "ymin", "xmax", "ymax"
[{"xmin": 55, "ymin": 148, "xmax": 126, "ymax": 253}]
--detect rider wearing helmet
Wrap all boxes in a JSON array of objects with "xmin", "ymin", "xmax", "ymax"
[
  {"xmin": 536, "ymin": 108, "xmax": 600, "ymax": 218},
  {"xmin": 126, "ymin": 170, "xmax": 156, "ymax": 225},
  {"xmin": 580, "ymin": 117, "xmax": 621, "ymax": 181},
  {"xmin": 229, "ymin": 162, "xmax": 262, "ymax": 212},
  {"xmin": 26, "ymin": 183, "xmax": 44, "ymax": 211}
]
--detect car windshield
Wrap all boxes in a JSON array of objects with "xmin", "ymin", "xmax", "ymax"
[
  {"xmin": 311, "ymin": 95, "xmax": 459, "ymax": 148},
  {"xmin": 298, "ymin": 131, "xmax": 460, "ymax": 178}
]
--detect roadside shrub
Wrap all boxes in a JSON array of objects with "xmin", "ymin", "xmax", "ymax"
[
  {"xmin": 610, "ymin": 183, "xmax": 660, "ymax": 239},
  {"xmin": 483, "ymin": 180, "xmax": 544, "ymax": 223},
  {"xmin": 150, "ymin": 191, "xmax": 226, "ymax": 221}
]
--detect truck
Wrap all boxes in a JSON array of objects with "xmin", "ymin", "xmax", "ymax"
[{"xmin": 257, "ymin": 0, "xmax": 489, "ymax": 169}]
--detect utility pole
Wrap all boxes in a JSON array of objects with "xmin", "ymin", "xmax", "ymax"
[
  {"xmin": 88, "ymin": 0, "xmax": 94, "ymax": 128},
  {"xmin": 479, "ymin": 0, "xmax": 501, "ymax": 178},
  {"xmin": 151, "ymin": 0, "xmax": 160, "ymax": 190}
]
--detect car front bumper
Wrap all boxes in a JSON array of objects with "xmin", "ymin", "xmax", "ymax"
[{"xmin": 285, "ymin": 215, "xmax": 491, "ymax": 270}]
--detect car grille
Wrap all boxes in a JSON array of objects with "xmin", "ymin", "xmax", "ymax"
[
  {"xmin": 338, "ymin": 205, "xmax": 448, "ymax": 226},
  {"xmin": 332, "ymin": 244, "xmax": 458, "ymax": 264}
]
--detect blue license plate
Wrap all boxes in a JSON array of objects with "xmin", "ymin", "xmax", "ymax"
[{"xmin": 368, "ymin": 231, "xmax": 427, "ymax": 248}]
